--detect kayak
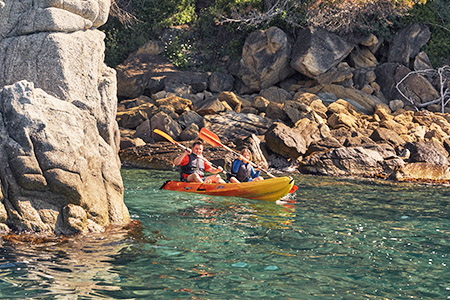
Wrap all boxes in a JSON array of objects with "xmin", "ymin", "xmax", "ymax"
[{"xmin": 160, "ymin": 176, "xmax": 295, "ymax": 201}]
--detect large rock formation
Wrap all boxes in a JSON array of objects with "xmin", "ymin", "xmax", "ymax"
[
  {"xmin": 0, "ymin": 0, "xmax": 130, "ymax": 234},
  {"xmin": 239, "ymin": 27, "xmax": 293, "ymax": 91}
]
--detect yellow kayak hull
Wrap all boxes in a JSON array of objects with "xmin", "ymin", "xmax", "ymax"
[{"xmin": 160, "ymin": 177, "xmax": 295, "ymax": 201}]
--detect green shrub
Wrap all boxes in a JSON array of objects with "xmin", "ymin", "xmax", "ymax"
[{"xmin": 399, "ymin": 0, "xmax": 450, "ymax": 67}]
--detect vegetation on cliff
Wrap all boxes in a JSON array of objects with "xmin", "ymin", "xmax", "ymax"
[{"xmin": 102, "ymin": 0, "xmax": 449, "ymax": 69}]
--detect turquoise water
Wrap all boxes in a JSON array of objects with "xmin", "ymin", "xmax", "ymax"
[{"xmin": 0, "ymin": 168, "xmax": 449, "ymax": 299}]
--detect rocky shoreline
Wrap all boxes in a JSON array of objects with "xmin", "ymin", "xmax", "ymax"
[{"xmin": 116, "ymin": 25, "xmax": 450, "ymax": 184}]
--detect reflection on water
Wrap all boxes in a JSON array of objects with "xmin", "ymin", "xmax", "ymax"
[
  {"xmin": 0, "ymin": 169, "xmax": 448, "ymax": 299},
  {"xmin": 0, "ymin": 222, "xmax": 147, "ymax": 299}
]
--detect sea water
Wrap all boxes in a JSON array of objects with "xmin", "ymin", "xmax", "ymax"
[{"xmin": 0, "ymin": 168, "xmax": 448, "ymax": 299}]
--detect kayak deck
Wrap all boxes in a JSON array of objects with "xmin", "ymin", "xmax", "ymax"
[{"xmin": 160, "ymin": 176, "xmax": 295, "ymax": 201}]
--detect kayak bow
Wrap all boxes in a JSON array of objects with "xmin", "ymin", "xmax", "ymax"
[{"xmin": 160, "ymin": 176, "xmax": 295, "ymax": 201}]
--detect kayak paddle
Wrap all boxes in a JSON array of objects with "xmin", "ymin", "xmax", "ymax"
[
  {"xmin": 153, "ymin": 129, "xmax": 229, "ymax": 176},
  {"xmin": 198, "ymin": 127, "xmax": 298, "ymax": 193}
]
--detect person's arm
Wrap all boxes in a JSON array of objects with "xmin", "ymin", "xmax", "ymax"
[
  {"xmin": 250, "ymin": 165, "xmax": 260, "ymax": 179},
  {"xmin": 174, "ymin": 149, "xmax": 191, "ymax": 166},
  {"xmin": 231, "ymin": 159, "xmax": 242, "ymax": 174},
  {"xmin": 205, "ymin": 162, "xmax": 223, "ymax": 174}
]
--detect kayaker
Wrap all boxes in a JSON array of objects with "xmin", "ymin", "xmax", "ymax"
[
  {"xmin": 174, "ymin": 140, "xmax": 225, "ymax": 183},
  {"xmin": 228, "ymin": 148, "xmax": 264, "ymax": 183}
]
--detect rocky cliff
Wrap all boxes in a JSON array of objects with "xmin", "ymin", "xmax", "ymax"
[
  {"xmin": 115, "ymin": 25, "xmax": 450, "ymax": 184},
  {"xmin": 0, "ymin": 0, "xmax": 129, "ymax": 234}
]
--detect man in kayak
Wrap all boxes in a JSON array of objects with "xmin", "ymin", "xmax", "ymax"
[
  {"xmin": 174, "ymin": 140, "xmax": 225, "ymax": 183},
  {"xmin": 228, "ymin": 148, "xmax": 264, "ymax": 183}
]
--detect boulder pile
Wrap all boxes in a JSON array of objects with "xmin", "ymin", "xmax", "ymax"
[{"xmin": 116, "ymin": 25, "xmax": 450, "ymax": 183}]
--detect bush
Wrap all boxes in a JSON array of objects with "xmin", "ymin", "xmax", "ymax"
[{"xmin": 400, "ymin": 0, "xmax": 450, "ymax": 67}]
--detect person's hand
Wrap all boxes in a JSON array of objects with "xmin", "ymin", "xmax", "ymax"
[
  {"xmin": 217, "ymin": 166, "xmax": 223, "ymax": 173},
  {"xmin": 239, "ymin": 155, "xmax": 244, "ymax": 161},
  {"xmin": 185, "ymin": 148, "xmax": 192, "ymax": 155},
  {"xmin": 256, "ymin": 166, "xmax": 261, "ymax": 171}
]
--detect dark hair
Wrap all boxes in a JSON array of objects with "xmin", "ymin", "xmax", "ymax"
[{"xmin": 192, "ymin": 140, "xmax": 203, "ymax": 147}]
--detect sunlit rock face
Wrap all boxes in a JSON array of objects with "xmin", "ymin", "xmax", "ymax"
[{"xmin": 0, "ymin": 0, "xmax": 130, "ymax": 234}]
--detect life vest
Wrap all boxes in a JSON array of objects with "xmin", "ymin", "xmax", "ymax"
[
  {"xmin": 180, "ymin": 154, "xmax": 205, "ymax": 180},
  {"xmin": 232, "ymin": 160, "xmax": 252, "ymax": 182}
]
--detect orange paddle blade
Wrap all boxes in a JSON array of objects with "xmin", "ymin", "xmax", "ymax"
[
  {"xmin": 153, "ymin": 129, "xmax": 176, "ymax": 144},
  {"xmin": 199, "ymin": 128, "xmax": 223, "ymax": 147}
]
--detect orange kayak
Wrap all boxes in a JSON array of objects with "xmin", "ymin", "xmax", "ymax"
[{"xmin": 160, "ymin": 177, "xmax": 295, "ymax": 201}]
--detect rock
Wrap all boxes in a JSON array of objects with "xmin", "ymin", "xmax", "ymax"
[
  {"xmin": 120, "ymin": 95, "xmax": 153, "ymax": 109},
  {"xmin": 291, "ymin": 27, "xmax": 354, "ymax": 78},
  {"xmin": 394, "ymin": 65, "xmax": 439, "ymax": 105},
  {"xmin": 62, "ymin": 204, "xmax": 88, "ymax": 234},
  {"xmin": 328, "ymin": 112, "xmax": 358, "ymax": 129},
  {"xmin": 0, "ymin": 0, "xmax": 110, "ymax": 37},
  {"xmin": 116, "ymin": 55, "xmax": 175, "ymax": 98},
  {"xmin": 265, "ymin": 123, "xmax": 307, "ymax": 159},
  {"xmin": 180, "ymin": 123, "xmax": 200, "ymax": 141},
  {"xmin": 195, "ymin": 98, "xmax": 226, "ymax": 116},
  {"xmin": 119, "ymin": 143, "xmax": 232, "ymax": 170},
  {"xmin": 120, "ymin": 137, "xmax": 146, "ymax": 149},
  {"xmin": 295, "ymin": 118, "xmax": 330, "ymax": 148},
  {"xmin": 217, "ymin": 91, "xmax": 242, "ymax": 110},
  {"xmin": 0, "ymin": 81, "xmax": 129, "ymax": 234},
  {"xmin": 405, "ymin": 141, "xmax": 449, "ymax": 166},
  {"xmin": 310, "ymin": 100, "xmax": 328, "ymax": 116},
  {"xmin": 265, "ymin": 102, "xmax": 288, "ymax": 121},
  {"xmin": 209, "ymin": 71, "xmax": 234, "ymax": 93},
  {"xmin": 116, "ymin": 54, "xmax": 208, "ymax": 98},
  {"xmin": 393, "ymin": 162, "xmax": 450, "ymax": 183},
  {"xmin": 241, "ymin": 107, "xmax": 258, "ymax": 114},
  {"xmin": 205, "ymin": 111, "xmax": 273, "ymax": 143},
  {"xmin": 0, "ymin": 1, "xmax": 130, "ymax": 234},
  {"xmin": 283, "ymin": 101, "xmax": 310, "ymax": 124},
  {"xmin": 155, "ymin": 96, "xmax": 192, "ymax": 114},
  {"xmin": 315, "ymin": 62, "xmax": 353, "ymax": 85},
  {"xmin": 388, "ymin": 24, "xmax": 430, "ymax": 67},
  {"xmin": 242, "ymin": 134, "xmax": 269, "ymax": 169},
  {"xmin": 135, "ymin": 40, "xmax": 164, "ymax": 56},
  {"xmin": 252, "ymin": 96, "xmax": 270, "ymax": 112},
  {"xmin": 134, "ymin": 120, "xmax": 153, "ymax": 143},
  {"xmin": 348, "ymin": 46, "xmax": 378, "ymax": 68},
  {"xmin": 327, "ymin": 99, "xmax": 360, "ymax": 117},
  {"xmin": 299, "ymin": 145, "xmax": 403, "ymax": 177},
  {"xmin": 304, "ymin": 137, "xmax": 343, "ymax": 157},
  {"xmin": 380, "ymin": 119, "xmax": 409, "ymax": 135},
  {"xmin": 116, "ymin": 103, "xmax": 157, "ymax": 129},
  {"xmin": 0, "ymin": 31, "xmax": 113, "ymax": 124},
  {"xmin": 259, "ymin": 86, "xmax": 291, "ymax": 103},
  {"xmin": 375, "ymin": 62, "xmax": 403, "ymax": 101},
  {"xmin": 370, "ymin": 127, "xmax": 405, "ymax": 147},
  {"xmin": 308, "ymin": 84, "xmax": 385, "ymax": 114},
  {"xmin": 414, "ymin": 51, "xmax": 433, "ymax": 70},
  {"xmin": 240, "ymin": 27, "xmax": 293, "ymax": 90},
  {"xmin": 150, "ymin": 112, "xmax": 182, "ymax": 141},
  {"xmin": 389, "ymin": 100, "xmax": 404, "ymax": 112},
  {"xmin": 293, "ymin": 92, "xmax": 320, "ymax": 105},
  {"xmin": 178, "ymin": 110, "xmax": 205, "ymax": 129},
  {"xmin": 358, "ymin": 33, "xmax": 379, "ymax": 47}
]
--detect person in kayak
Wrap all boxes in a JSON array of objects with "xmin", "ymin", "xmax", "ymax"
[
  {"xmin": 228, "ymin": 148, "xmax": 264, "ymax": 183},
  {"xmin": 174, "ymin": 140, "xmax": 225, "ymax": 183}
]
